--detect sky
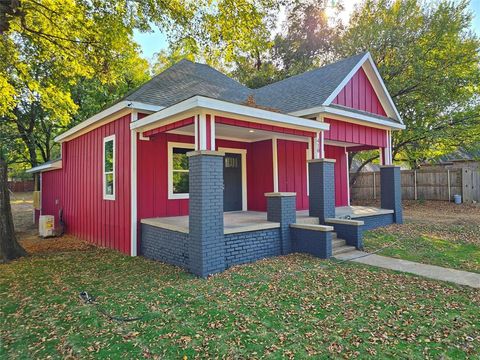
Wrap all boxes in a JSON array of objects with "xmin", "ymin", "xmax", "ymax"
[{"xmin": 133, "ymin": 0, "xmax": 480, "ymax": 62}]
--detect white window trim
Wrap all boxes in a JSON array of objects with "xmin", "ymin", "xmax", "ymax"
[
  {"xmin": 218, "ymin": 147, "xmax": 248, "ymax": 211},
  {"xmin": 168, "ymin": 142, "xmax": 195, "ymax": 200},
  {"xmin": 103, "ymin": 135, "xmax": 116, "ymax": 201}
]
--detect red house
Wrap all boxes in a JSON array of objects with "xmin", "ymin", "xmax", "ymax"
[{"xmin": 29, "ymin": 52, "xmax": 405, "ymax": 277}]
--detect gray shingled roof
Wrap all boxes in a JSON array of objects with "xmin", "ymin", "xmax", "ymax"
[
  {"xmin": 124, "ymin": 60, "xmax": 251, "ymax": 107},
  {"xmin": 253, "ymin": 53, "xmax": 367, "ymax": 113},
  {"xmin": 122, "ymin": 52, "xmax": 399, "ymax": 124}
]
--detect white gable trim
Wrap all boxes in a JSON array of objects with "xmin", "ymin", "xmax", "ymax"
[
  {"xmin": 289, "ymin": 105, "xmax": 405, "ymax": 130},
  {"xmin": 55, "ymin": 101, "xmax": 164, "ymax": 143},
  {"xmin": 323, "ymin": 53, "xmax": 370, "ymax": 106},
  {"xmin": 323, "ymin": 52, "xmax": 403, "ymax": 124}
]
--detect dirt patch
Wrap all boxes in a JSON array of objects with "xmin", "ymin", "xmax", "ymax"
[
  {"xmin": 19, "ymin": 234, "xmax": 95, "ymax": 254},
  {"xmin": 356, "ymin": 200, "xmax": 480, "ymax": 245},
  {"xmin": 11, "ymin": 192, "xmax": 93, "ymax": 255}
]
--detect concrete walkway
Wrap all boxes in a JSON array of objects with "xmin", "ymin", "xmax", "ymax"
[{"xmin": 334, "ymin": 251, "xmax": 480, "ymax": 289}]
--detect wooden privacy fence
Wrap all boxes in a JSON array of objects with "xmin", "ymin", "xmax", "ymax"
[
  {"xmin": 350, "ymin": 168, "xmax": 480, "ymax": 203},
  {"xmin": 7, "ymin": 180, "xmax": 34, "ymax": 192}
]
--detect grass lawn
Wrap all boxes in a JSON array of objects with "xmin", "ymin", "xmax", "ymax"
[
  {"xmin": 364, "ymin": 231, "xmax": 480, "ymax": 273},
  {"xmin": 1, "ymin": 249, "xmax": 479, "ymax": 359},
  {"xmin": 363, "ymin": 201, "xmax": 480, "ymax": 274}
]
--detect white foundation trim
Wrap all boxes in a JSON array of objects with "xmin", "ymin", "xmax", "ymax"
[{"xmin": 218, "ymin": 147, "xmax": 248, "ymax": 211}]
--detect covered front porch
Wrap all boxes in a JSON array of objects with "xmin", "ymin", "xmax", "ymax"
[
  {"xmin": 140, "ymin": 206, "xmax": 393, "ymax": 235},
  {"xmin": 132, "ymin": 96, "xmax": 403, "ymax": 276}
]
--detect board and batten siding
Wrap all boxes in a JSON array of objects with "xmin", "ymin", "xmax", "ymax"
[
  {"xmin": 324, "ymin": 118, "xmax": 387, "ymax": 148},
  {"xmin": 325, "ymin": 145, "xmax": 349, "ymax": 207},
  {"xmin": 333, "ymin": 67, "xmax": 387, "ymax": 117},
  {"xmin": 41, "ymin": 169, "xmax": 64, "ymax": 227},
  {"xmin": 41, "ymin": 114, "xmax": 132, "ymax": 254},
  {"xmin": 137, "ymin": 133, "xmax": 254, "ymax": 219},
  {"xmin": 246, "ymin": 139, "xmax": 274, "ymax": 211},
  {"xmin": 277, "ymin": 139, "xmax": 309, "ymax": 210}
]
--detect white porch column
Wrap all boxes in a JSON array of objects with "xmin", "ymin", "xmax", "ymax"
[
  {"xmin": 345, "ymin": 147, "xmax": 351, "ymax": 206},
  {"xmin": 313, "ymin": 132, "xmax": 324, "ymax": 159},
  {"xmin": 195, "ymin": 113, "xmax": 215, "ymax": 151},
  {"xmin": 272, "ymin": 137, "xmax": 279, "ymax": 192},
  {"xmin": 386, "ymin": 130, "xmax": 393, "ymax": 165}
]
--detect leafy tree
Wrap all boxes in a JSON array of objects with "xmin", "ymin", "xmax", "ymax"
[
  {"xmin": 339, "ymin": 0, "xmax": 480, "ymax": 171},
  {"xmin": 0, "ymin": 127, "xmax": 27, "ymax": 262},
  {"xmin": 231, "ymin": 0, "xmax": 341, "ymax": 88},
  {"xmin": 0, "ymin": 0, "xmax": 285, "ymax": 261},
  {"xmin": 152, "ymin": 38, "xmax": 199, "ymax": 75}
]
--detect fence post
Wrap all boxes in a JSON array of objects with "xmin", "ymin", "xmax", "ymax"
[
  {"xmin": 373, "ymin": 172, "xmax": 376, "ymax": 200},
  {"xmin": 414, "ymin": 170, "xmax": 418, "ymax": 200},
  {"xmin": 447, "ymin": 169, "xmax": 451, "ymax": 202}
]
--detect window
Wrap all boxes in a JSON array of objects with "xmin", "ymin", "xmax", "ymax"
[
  {"xmin": 103, "ymin": 135, "xmax": 115, "ymax": 200},
  {"xmin": 168, "ymin": 142, "xmax": 194, "ymax": 199}
]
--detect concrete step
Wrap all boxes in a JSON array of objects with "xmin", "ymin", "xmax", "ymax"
[
  {"xmin": 333, "ymin": 245, "xmax": 357, "ymax": 256},
  {"xmin": 332, "ymin": 238, "xmax": 346, "ymax": 248},
  {"xmin": 297, "ymin": 217, "xmax": 319, "ymax": 225},
  {"xmin": 331, "ymin": 232, "xmax": 337, "ymax": 239}
]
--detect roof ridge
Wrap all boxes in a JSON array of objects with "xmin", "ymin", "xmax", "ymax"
[{"xmin": 255, "ymin": 52, "xmax": 368, "ymax": 91}]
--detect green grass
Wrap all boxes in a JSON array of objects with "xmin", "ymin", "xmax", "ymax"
[
  {"xmin": 1, "ymin": 250, "xmax": 479, "ymax": 358},
  {"xmin": 364, "ymin": 231, "xmax": 480, "ymax": 274}
]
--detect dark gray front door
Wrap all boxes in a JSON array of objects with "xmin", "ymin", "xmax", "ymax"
[{"xmin": 223, "ymin": 153, "xmax": 242, "ymax": 211}]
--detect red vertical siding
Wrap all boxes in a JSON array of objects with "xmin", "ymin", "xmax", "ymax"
[
  {"xmin": 325, "ymin": 145, "xmax": 349, "ymax": 207},
  {"xmin": 333, "ymin": 67, "xmax": 387, "ymax": 116},
  {"xmin": 277, "ymin": 139, "xmax": 309, "ymax": 210},
  {"xmin": 247, "ymin": 140, "xmax": 274, "ymax": 211},
  {"xmin": 137, "ymin": 133, "xmax": 257, "ymax": 218},
  {"xmin": 41, "ymin": 115, "xmax": 132, "ymax": 254},
  {"xmin": 324, "ymin": 118, "xmax": 387, "ymax": 147},
  {"xmin": 41, "ymin": 169, "xmax": 64, "ymax": 227}
]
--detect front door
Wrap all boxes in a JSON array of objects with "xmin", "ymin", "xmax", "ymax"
[{"xmin": 223, "ymin": 153, "xmax": 242, "ymax": 211}]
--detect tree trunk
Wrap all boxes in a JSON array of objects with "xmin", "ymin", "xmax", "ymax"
[{"xmin": 0, "ymin": 156, "xmax": 26, "ymax": 263}]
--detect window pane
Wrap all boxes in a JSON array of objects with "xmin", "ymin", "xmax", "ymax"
[
  {"xmin": 105, "ymin": 173, "xmax": 114, "ymax": 195},
  {"xmin": 173, "ymin": 172, "xmax": 189, "ymax": 194},
  {"xmin": 104, "ymin": 140, "xmax": 114, "ymax": 172},
  {"xmin": 173, "ymin": 148, "xmax": 189, "ymax": 171}
]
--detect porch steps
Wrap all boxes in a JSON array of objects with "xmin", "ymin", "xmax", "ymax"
[
  {"xmin": 331, "ymin": 232, "xmax": 356, "ymax": 255},
  {"xmin": 296, "ymin": 216, "xmax": 320, "ymax": 225}
]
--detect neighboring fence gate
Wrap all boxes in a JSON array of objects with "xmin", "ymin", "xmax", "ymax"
[{"xmin": 350, "ymin": 168, "xmax": 480, "ymax": 203}]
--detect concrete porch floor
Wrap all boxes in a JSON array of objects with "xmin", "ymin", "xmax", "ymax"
[{"xmin": 141, "ymin": 206, "xmax": 392, "ymax": 234}]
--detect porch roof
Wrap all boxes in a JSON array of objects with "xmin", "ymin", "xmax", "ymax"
[{"xmin": 130, "ymin": 96, "xmax": 330, "ymax": 134}]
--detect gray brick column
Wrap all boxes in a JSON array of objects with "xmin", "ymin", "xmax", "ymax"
[
  {"xmin": 187, "ymin": 151, "xmax": 225, "ymax": 277},
  {"xmin": 265, "ymin": 192, "xmax": 296, "ymax": 255},
  {"xmin": 308, "ymin": 159, "xmax": 335, "ymax": 224},
  {"xmin": 380, "ymin": 165, "xmax": 403, "ymax": 224}
]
